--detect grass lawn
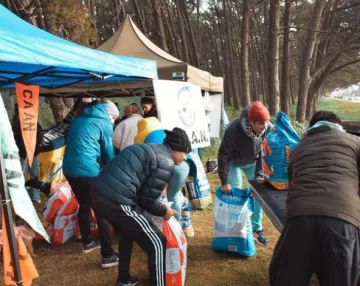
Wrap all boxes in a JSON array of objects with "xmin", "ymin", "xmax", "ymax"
[
  {"xmin": 316, "ymin": 97, "xmax": 360, "ymax": 121},
  {"xmin": 23, "ymin": 174, "xmax": 280, "ymax": 286},
  {"xmin": 288, "ymin": 97, "xmax": 360, "ymax": 122}
]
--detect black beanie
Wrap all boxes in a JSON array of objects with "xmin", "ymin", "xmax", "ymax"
[{"xmin": 164, "ymin": 127, "xmax": 192, "ymax": 153}]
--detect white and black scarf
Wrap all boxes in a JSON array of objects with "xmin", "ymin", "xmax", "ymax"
[{"xmin": 245, "ymin": 124, "xmax": 263, "ymax": 142}]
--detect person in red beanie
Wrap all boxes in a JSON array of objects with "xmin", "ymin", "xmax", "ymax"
[{"xmin": 217, "ymin": 101, "xmax": 272, "ymax": 246}]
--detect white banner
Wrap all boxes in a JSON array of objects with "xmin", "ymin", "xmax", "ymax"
[
  {"xmin": 153, "ymin": 80, "xmax": 210, "ymax": 148},
  {"xmin": 207, "ymin": 94, "xmax": 222, "ymax": 138},
  {"xmin": 0, "ymin": 96, "xmax": 49, "ymax": 242}
]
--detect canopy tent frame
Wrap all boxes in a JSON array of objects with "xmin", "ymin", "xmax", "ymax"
[{"xmin": 0, "ymin": 67, "xmax": 129, "ymax": 89}]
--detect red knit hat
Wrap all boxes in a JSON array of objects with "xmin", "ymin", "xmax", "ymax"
[{"xmin": 247, "ymin": 101, "xmax": 270, "ymax": 121}]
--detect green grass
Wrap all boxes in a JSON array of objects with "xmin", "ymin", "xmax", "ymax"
[
  {"xmin": 289, "ymin": 97, "xmax": 360, "ymax": 122},
  {"xmin": 316, "ymin": 97, "xmax": 360, "ymax": 121}
]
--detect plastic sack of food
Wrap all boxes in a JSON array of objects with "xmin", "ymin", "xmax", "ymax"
[
  {"xmin": 42, "ymin": 186, "xmax": 73, "ymax": 223},
  {"xmin": 74, "ymin": 209, "xmax": 98, "ymax": 240},
  {"xmin": 152, "ymin": 215, "xmax": 187, "ymax": 286},
  {"xmin": 74, "ymin": 209, "xmax": 115, "ymax": 240},
  {"xmin": 262, "ymin": 112, "xmax": 300, "ymax": 190},
  {"xmin": 186, "ymin": 153, "xmax": 212, "ymax": 210},
  {"xmin": 180, "ymin": 193, "xmax": 194, "ymax": 238},
  {"xmin": 212, "ymin": 186, "xmax": 256, "ymax": 257},
  {"xmin": 51, "ymin": 213, "xmax": 77, "ymax": 245}
]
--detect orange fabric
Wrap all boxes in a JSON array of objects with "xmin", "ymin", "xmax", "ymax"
[
  {"xmin": 15, "ymin": 82, "xmax": 40, "ymax": 167},
  {"xmin": 268, "ymin": 181, "xmax": 288, "ymax": 191},
  {"xmin": 2, "ymin": 212, "xmax": 39, "ymax": 286}
]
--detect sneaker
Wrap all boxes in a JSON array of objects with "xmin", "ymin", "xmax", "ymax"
[
  {"xmin": 82, "ymin": 240, "xmax": 100, "ymax": 254},
  {"xmin": 116, "ymin": 277, "xmax": 138, "ymax": 286},
  {"xmin": 253, "ymin": 230, "xmax": 269, "ymax": 246},
  {"xmin": 101, "ymin": 253, "xmax": 119, "ymax": 269}
]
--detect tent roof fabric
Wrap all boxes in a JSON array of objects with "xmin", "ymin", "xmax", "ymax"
[
  {"xmin": 0, "ymin": 5, "xmax": 158, "ymax": 90},
  {"xmin": 98, "ymin": 15, "xmax": 223, "ymax": 93}
]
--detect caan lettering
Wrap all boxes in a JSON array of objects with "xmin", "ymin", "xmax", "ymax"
[{"xmin": 23, "ymin": 89, "xmax": 33, "ymax": 99}]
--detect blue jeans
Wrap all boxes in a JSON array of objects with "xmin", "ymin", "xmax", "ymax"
[
  {"xmin": 20, "ymin": 155, "xmax": 40, "ymax": 201},
  {"xmin": 167, "ymin": 161, "xmax": 190, "ymax": 222},
  {"xmin": 229, "ymin": 163, "xmax": 263, "ymax": 231}
]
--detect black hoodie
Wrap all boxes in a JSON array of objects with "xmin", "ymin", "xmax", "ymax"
[{"xmin": 217, "ymin": 105, "xmax": 272, "ymax": 185}]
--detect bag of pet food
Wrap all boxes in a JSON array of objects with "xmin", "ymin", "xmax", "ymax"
[
  {"xmin": 180, "ymin": 194, "xmax": 194, "ymax": 238},
  {"xmin": 212, "ymin": 186, "xmax": 256, "ymax": 257},
  {"xmin": 74, "ymin": 209, "xmax": 115, "ymax": 240},
  {"xmin": 74, "ymin": 209, "xmax": 98, "ymax": 240},
  {"xmin": 152, "ymin": 216, "xmax": 187, "ymax": 286},
  {"xmin": 42, "ymin": 186, "xmax": 73, "ymax": 223},
  {"xmin": 51, "ymin": 213, "xmax": 77, "ymax": 245},
  {"xmin": 262, "ymin": 112, "xmax": 300, "ymax": 190},
  {"xmin": 186, "ymin": 153, "xmax": 212, "ymax": 210}
]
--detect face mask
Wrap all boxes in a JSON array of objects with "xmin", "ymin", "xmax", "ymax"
[{"xmin": 110, "ymin": 118, "xmax": 115, "ymax": 124}]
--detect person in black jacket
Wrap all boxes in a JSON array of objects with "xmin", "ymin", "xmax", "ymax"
[
  {"xmin": 217, "ymin": 101, "xmax": 272, "ymax": 246},
  {"xmin": 11, "ymin": 103, "xmax": 44, "ymax": 203},
  {"xmin": 91, "ymin": 127, "xmax": 192, "ymax": 286},
  {"xmin": 141, "ymin": 97, "xmax": 158, "ymax": 118}
]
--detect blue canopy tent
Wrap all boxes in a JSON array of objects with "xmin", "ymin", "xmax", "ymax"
[
  {"xmin": 0, "ymin": 5, "xmax": 158, "ymax": 285},
  {"xmin": 0, "ymin": 4, "xmax": 158, "ymax": 92}
]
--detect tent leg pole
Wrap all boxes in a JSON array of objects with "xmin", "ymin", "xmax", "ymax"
[{"xmin": 0, "ymin": 146, "xmax": 23, "ymax": 286}]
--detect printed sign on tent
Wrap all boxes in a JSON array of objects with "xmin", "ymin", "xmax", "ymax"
[
  {"xmin": 0, "ymin": 95, "xmax": 49, "ymax": 242},
  {"xmin": 153, "ymin": 80, "xmax": 210, "ymax": 148},
  {"xmin": 206, "ymin": 93, "xmax": 222, "ymax": 138},
  {"xmin": 15, "ymin": 82, "xmax": 40, "ymax": 167}
]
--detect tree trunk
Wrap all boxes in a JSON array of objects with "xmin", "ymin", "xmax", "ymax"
[
  {"xmin": 296, "ymin": 0, "xmax": 326, "ymax": 123},
  {"xmin": 267, "ymin": 0, "xmax": 281, "ymax": 116},
  {"xmin": 36, "ymin": 0, "xmax": 46, "ymax": 29},
  {"xmin": 240, "ymin": 0, "xmax": 251, "ymax": 106},
  {"xmin": 89, "ymin": 0, "xmax": 98, "ymax": 47},
  {"xmin": 151, "ymin": 0, "xmax": 168, "ymax": 52},
  {"xmin": 179, "ymin": 0, "xmax": 200, "ymax": 67},
  {"xmin": 222, "ymin": 0, "xmax": 240, "ymax": 110},
  {"xmin": 280, "ymin": 0, "xmax": 292, "ymax": 115},
  {"xmin": 250, "ymin": 47, "xmax": 259, "ymax": 102},
  {"xmin": 47, "ymin": 98, "xmax": 68, "ymax": 124},
  {"xmin": 175, "ymin": 0, "xmax": 190, "ymax": 62},
  {"xmin": 132, "ymin": 0, "xmax": 148, "ymax": 35}
]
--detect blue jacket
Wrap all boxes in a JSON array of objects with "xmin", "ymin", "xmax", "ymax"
[
  {"xmin": 63, "ymin": 103, "xmax": 114, "ymax": 177},
  {"xmin": 94, "ymin": 143, "xmax": 175, "ymax": 217}
]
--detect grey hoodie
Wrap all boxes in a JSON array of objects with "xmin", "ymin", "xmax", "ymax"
[{"xmin": 217, "ymin": 105, "xmax": 272, "ymax": 185}]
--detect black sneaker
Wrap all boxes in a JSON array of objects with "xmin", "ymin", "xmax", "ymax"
[
  {"xmin": 116, "ymin": 277, "xmax": 138, "ymax": 286},
  {"xmin": 253, "ymin": 230, "xmax": 269, "ymax": 246},
  {"xmin": 101, "ymin": 253, "xmax": 119, "ymax": 269},
  {"xmin": 82, "ymin": 240, "xmax": 100, "ymax": 254}
]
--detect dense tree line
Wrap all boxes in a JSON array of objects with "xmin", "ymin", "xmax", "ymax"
[{"xmin": 2, "ymin": 0, "xmax": 360, "ymax": 123}]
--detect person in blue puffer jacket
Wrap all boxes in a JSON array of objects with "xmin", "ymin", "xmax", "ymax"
[
  {"xmin": 91, "ymin": 127, "xmax": 192, "ymax": 286},
  {"xmin": 63, "ymin": 100, "xmax": 118, "ymax": 269}
]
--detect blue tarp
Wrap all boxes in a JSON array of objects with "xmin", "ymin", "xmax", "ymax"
[{"xmin": 0, "ymin": 5, "xmax": 158, "ymax": 89}]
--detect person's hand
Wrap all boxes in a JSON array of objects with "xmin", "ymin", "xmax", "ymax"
[
  {"xmin": 221, "ymin": 184, "xmax": 232, "ymax": 194},
  {"xmin": 254, "ymin": 175, "xmax": 264, "ymax": 182},
  {"xmin": 163, "ymin": 206, "xmax": 178, "ymax": 220}
]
